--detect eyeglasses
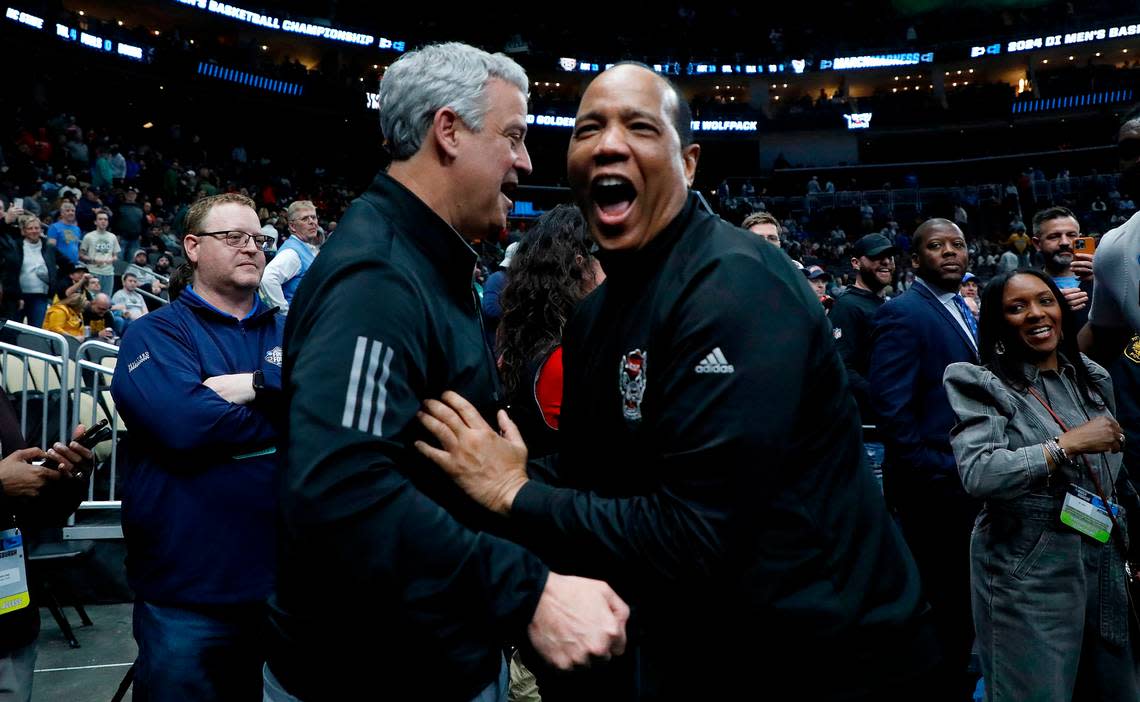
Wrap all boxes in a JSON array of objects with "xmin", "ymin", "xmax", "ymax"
[
  {"xmin": 290, "ymin": 214, "xmax": 318, "ymax": 223},
  {"xmin": 194, "ymin": 230, "xmax": 272, "ymax": 250}
]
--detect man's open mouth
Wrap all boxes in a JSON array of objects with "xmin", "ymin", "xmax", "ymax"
[
  {"xmin": 590, "ymin": 176, "xmax": 637, "ymax": 225},
  {"xmin": 500, "ymin": 182, "xmax": 518, "ymax": 209}
]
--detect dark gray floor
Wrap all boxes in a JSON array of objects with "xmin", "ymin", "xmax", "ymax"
[{"xmin": 33, "ymin": 603, "xmax": 136, "ymax": 701}]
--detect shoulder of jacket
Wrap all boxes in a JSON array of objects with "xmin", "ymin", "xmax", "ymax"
[
  {"xmin": 1080, "ymin": 353, "xmax": 1112, "ymax": 386},
  {"xmin": 944, "ymin": 362, "xmax": 1013, "ymax": 407}
]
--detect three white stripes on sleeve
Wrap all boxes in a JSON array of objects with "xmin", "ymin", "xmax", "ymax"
[{"xmin": 342, "ymin": 336, "xmax": 395, "ymax": 436}]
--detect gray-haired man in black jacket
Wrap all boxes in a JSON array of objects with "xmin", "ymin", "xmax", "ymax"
[{"xmin": 266, "ymin": 42, "xmax": 628, "ymax": 702}]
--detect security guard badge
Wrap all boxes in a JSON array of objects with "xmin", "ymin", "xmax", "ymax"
[
  {"xmin": 1125, "ymin": 334, "xmax": 1140, "ymax": 364},
  {"xmin": 619, "ymin": 349, "xmax": 647, "ymax": 422}
]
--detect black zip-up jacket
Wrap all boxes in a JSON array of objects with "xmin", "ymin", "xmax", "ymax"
[
  {"xmin": 828, "ymin": 284, "xmax": 886, "ymax": 424},
  {"xmin": 510, "ymin": 195, "xmax": 935, "ymax": 700},
  {"xmin": 267, "ymin": 172, "xmax": 549, "ymax": 701}
]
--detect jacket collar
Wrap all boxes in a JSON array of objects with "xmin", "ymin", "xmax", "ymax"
[
  {"xmin": 365, "ymin": 171, "xmax": 478, "ymax": 298},
  {"xmin": 843, "ymin": 284, "xmax": 883, "ymax": 302},
  {"xmin": 912, "ymin": 277, "xmax": 979, "ymax": 359},
  {"xmin": 595, "ymin": 192, "xmax": 700, "ymax": 286},
  {"xmin": 1022, "ymin": 354, "xmax": 1078, "ymax": 383},
  {"xmin": 180, "ymin": 285, "xmax": 278, "ymax": 324}
]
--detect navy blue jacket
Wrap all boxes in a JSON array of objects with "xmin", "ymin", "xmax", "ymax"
[
  {"xmin": 868, "ymin": 280, "xmax": 979, "ymax": 501},
  {"xmin": 112, "ymin": 287, "xmax": 285, "ymax": 605}
]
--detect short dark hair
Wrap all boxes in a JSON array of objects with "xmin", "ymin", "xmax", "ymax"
[
  {"xmin": 911, "ymin": 217, "xmax": 960, "ymax": 250},
  {"xmin": 1031, "ymin": 206, "xmax": 1078, "ymax": 238},
  {"xmin": 742, "ymin": 211, "xmax": 779, "ymax": 230},
  {"xmin": 607, "ymin": 61, "xmax": 693, "ymax": 147}
]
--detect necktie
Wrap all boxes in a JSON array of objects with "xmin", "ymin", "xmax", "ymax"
[{"xmin": 953, "ymin": 294, "xmax": 979, "ymax": 344}]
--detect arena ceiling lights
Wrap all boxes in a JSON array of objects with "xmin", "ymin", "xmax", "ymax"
[{"xmin": 172, "ymin": 0, "xmax": 405, "ymax": 51}]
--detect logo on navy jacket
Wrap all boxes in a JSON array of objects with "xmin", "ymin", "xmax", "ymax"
[
  {"xmin": 619, "ymin": 349, "xmax": 647, "ymax": 422},
  {"xmin": 265, "ymin": 346, "xmax": 283, "ymax": 367}
]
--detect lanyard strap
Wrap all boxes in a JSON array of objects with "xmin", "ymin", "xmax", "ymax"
[{"xmin": 1026, "ymin": 386, "xmax": 1123, "ymax": 538}]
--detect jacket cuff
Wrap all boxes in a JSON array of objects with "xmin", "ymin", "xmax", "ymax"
[
  {"xmin": 510, "ymin": 479, "xmax": 555, "ymax": 523},
  {"xmin": 1026, "ymin": 442, "xmax": 1051, "ymax": 485}
]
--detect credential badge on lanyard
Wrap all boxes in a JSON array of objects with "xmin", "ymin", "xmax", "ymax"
[{"xmin": 0, "ymin": 528, "xmax": 30, "ymax": 615}]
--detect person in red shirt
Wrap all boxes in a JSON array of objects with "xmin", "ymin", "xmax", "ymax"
[{"xmin": 496, "ymin": 205, "xmax": 604, "ymax": 460}]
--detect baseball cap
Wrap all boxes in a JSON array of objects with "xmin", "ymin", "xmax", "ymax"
[
  {"xmin": 500, "ymin": 241, "xmax": 520, "ymax": 268},
  {"xmin": 962, "ymin": 272, "xmax": 976, "ymax": 283},
  {"xmin": 852, "ymin": 233, "xmax": 899, "ymax": 259},
  {"xmin": 72, "ymin": 263, "xmax": 89, "ymax": 272},
  {"xmin": 804, "ymin": 265, "xmax": 830, "ymax": 281}
]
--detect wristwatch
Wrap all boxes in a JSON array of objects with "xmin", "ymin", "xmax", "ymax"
[{"xmin": 252, "ymin": 369, "xmax": 265, "ymax": 398}]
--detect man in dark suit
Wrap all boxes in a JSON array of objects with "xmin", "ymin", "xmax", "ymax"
[{"xmin": 868, "ymin": 218, "xmax": 980, "ymax": 701}]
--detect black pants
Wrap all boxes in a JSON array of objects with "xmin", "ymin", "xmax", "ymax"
[{"xmin": 896, "ymin": 497, "xmax": 980, "ymax": 702}]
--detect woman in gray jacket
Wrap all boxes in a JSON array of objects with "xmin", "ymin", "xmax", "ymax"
[{"xmin": 944, "ymin": 268, "xmax": 1139, "ymax": 701}]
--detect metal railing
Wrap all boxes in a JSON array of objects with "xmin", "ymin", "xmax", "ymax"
[
  {"xmin": 0, "ymin": 322, "xmax": 70, "ymax": 451},
  {"xmin": 137, "ymin": 288, "xmax": 168, "ymax": 307},
  {"xmin": 72, "ymin": 340, "xmax": 122, "ymax": 506}
]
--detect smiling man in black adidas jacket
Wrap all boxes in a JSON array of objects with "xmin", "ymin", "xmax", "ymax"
[
  {"xmin": 416, "ymin": 63, "xmax": 938, "ymax": 700},
  {"xmin": 265, "ymin": 43, "xmax": 627, "ymax": 702}
]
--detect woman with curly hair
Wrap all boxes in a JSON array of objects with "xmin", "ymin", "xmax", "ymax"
[{"xmin": 496, "ymin": 205, "xmax": 604, "ymax": 460}]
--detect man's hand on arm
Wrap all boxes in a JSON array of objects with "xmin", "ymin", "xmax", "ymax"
[
  {"xmin": 414, "ymin": 391, "xmax": 528, "ymax": 515},
  {"xmin": 202, "ymin": 373, "xmax": 256, "ymax": 405},
  {"xmin": 527, "ymin": 572, "xmax": 629, "ymax": 670}
]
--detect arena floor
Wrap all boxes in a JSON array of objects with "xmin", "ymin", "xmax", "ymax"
[{"xmin": 33, "ymin": 604, "xmax": 137, "ymax": 701}]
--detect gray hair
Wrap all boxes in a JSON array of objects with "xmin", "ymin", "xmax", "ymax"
[{"xmin": 379, "ymin": 42, "xmax": 529, "ymax": 161}]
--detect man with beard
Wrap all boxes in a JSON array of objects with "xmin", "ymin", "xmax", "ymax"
[
  {"xmin": 1031, "ymin": 206, "xmax": 1093, "ymax": 327},
  {"xmin": 829, "ymin": 232, "xmax": 898, "ymax": 426},
  {"xmin": 868, "ymin": 218, "xmax": 980, "ymax": 702}
]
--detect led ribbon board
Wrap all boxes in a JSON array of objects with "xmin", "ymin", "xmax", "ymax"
[
  {"xmin": 55, "ymin": 22, "xmax": 148, "ymax": 61},
  {"xmin": 5, "ymin": 6, "xmax": 43, "ymax": 29},
  {"xmin": 559, "ymin": 57, "xmax": 791, "ymax": 75},
  {"xmin": 820, "ymin": 53, "xmax": 933, "ymax": 70},
  {"xmin": 173, "ymin": 0, "xmax": 403, "ymax": 50},
  {"xmin": 973, "ymin": 22, "xmax": 1140, "ymax": 57},
  {"xmin": 1012, "ymin": 89, "xmax": 1133, "ymax": 113},
  {"xmin": 199, "ymin": 62, "xmax": 302, "ymax": 95},
  {"xmin": 363, "ymin": 99, "xmax": 759, "ymax": 132}
]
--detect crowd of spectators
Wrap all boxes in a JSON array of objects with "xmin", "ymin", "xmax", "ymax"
[
  {"xmin": 714, "ymin": 159, "xmax": 1135, "ymax": 301},
  {"xmin": 0, "ymin": 104, "xmax": 360, "ymax": 341}
]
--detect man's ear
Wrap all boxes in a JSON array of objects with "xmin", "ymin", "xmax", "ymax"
[
  {"xmin": 682, "ymin": 143, "xmax": 700, "ymax": 187},
  {"xmin": 432, "ymin": 107, "xmax": 462, "ymax": 161},
  {"xmin": 184, "ymin": 235, "xmax": 200, "ymax": 265}
]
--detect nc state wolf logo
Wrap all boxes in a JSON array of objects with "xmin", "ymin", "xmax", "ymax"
[{"xmin": 619, "ymin": 349, "xmax": 647, "ymax": 422}]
